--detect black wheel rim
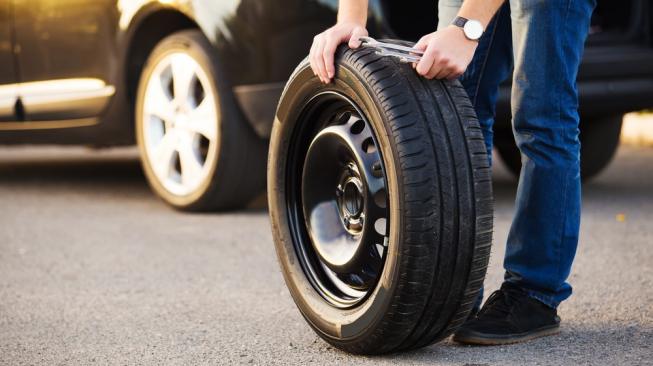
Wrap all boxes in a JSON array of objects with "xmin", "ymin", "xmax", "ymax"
[{"xmin": 286, "ymin": 91, "xmax": 390, "ymax": 308}]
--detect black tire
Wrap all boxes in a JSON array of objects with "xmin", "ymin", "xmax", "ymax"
[
  {"xmin": 495, "ymin": 115, "xmax": 623, "ymax": 181},
  {"xmin": 268, "ymin": 44, "xmax": 493, "ymax": 354},
  {"xmin": 136, "ymin": 30, "xmax": 266, "ymax": 211}
]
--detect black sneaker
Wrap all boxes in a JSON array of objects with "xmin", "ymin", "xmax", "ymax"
[{"xmin": 453, "ymin": 283, "xmax": 561, "ymax": 345}]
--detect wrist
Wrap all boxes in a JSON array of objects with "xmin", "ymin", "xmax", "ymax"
[
  {"xmin": 336, "ymin": 17, "xmax": 366, "ymax": 28},
  {"xmin": 447, "ymin": 25, "xmax": 479, "ymax": 46},
  {"xmin": 450, "ymin": 16, "xmax": 484, "ymax": 41}
]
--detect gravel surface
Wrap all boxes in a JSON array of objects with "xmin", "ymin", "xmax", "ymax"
[{"xmin": 0, "ymin": 145, "xmax": 651, "ymax": 365}]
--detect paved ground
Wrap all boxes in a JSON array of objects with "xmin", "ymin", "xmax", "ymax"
[{"xmin": 0, "ymin": 145, "xmax": 651, "ymax": 366}]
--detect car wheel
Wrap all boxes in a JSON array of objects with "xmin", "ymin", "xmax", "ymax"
[
  {"xmin": 136, "ymin": 30, "xmax": 266, "ymax": 211},
  {"xmin": 495, "ymin": 115, "xmax": 623, "ymax": 181},
  {"xmin": 268, "ymin": 44, "xmax": 493, "ymax": 354}
]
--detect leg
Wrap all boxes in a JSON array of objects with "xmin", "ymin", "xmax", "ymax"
[{"xmin": 505, "ymin": 0, "xmax": 596, "ymax": 308}]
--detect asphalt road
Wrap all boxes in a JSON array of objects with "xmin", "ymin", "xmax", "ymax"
[{"xmin": 0, "ymin": 145, "xmax": 651, "ymax": 365}]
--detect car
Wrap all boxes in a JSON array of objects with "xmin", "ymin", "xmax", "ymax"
[{"xmin": 0, "ymin": 1, "xmax": 650, "ymax": 211}]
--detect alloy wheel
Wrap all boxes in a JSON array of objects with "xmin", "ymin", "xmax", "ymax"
[{"xmin": 141, "ymin": 52, "xmax": 219, "ymax": 196}]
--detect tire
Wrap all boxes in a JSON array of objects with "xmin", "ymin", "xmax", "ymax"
[
  {"xmin": 496, "ymin": 115, "xmax": 623, "ymax": 181},
  {"xmin": 268, "ymin": 43, "xmax": 493, "ymax": 354},
  {"xmin": 136, "ymin": 30, "xmax": 266, "ymax": 211}
]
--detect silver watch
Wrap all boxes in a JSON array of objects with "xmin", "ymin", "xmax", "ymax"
[{"xmin": 452, "ymin": 16, "xmax": 484, "ymax": 41}]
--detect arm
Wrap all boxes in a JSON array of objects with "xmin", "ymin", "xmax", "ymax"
[
  {"xmin": 457, "ymin": 0, "xmax": 505, "ymax": 27},
  {"xmin": 415, "ymin": 0, "xmax": 505, "ymax": 80},
  {"xmin": 338, "ymin": 0, "xmax": 368, "ymax": 25},
  {"xmin": 309, "ymin": 0, "xmax": 369, "ymax": 83}
]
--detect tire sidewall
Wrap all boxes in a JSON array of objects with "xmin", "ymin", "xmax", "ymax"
[{"xmin": 268, "ymin": 61, "xmax": 405, "ymax": 345}]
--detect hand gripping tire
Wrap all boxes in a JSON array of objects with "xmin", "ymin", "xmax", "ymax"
[{"xmin": 267, "ymin": 43, "xmax": 493, "ymax": 354}]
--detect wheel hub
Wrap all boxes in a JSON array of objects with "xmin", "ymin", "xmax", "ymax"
[
  {"xmin": 337, "ymin": 166, "xmax": 365, "ymax": 234},
  {"xmin": 287, "ymin": 93, "xmax": 391, "ymax": 307},
  {"xmin": 301, "ymin": 107, "xmax": 388, "ymax": 281}
]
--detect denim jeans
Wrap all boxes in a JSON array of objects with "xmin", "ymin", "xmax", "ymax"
[{"xmin": 438, "ymin": 0, "xmax": 595, "ymax": 309}]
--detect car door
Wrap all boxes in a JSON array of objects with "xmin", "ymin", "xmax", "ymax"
[
  {"xmin": 12, "ymin": 0, "xmax": 118, "ymax": 123},
  {"xmin": 0, "ymin": 1, "xmax": 18, "ymax": 123}
]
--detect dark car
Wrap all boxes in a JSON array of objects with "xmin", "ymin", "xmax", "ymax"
[{"xmin": 0, "ymin": 0, "xmax": 651, "ymax": 210}]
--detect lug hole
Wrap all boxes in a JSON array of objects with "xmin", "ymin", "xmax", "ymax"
[
  {"xmin": 373, "ymin": 188, "xmax": 387, "ymax": 208},
  {"xmin": 337, "ymin": 112, "xmax": 352, "ymax": 125},
  {"xmin": 350, "ymin": 120, "xmax": 365, "ymax": 134},
  {"xmin": 362, "ymin": 137, "xmax": 377, "ymax": 154},
  {"xmin": 375, "ymin": 244, "xmax": 384, "ymax": 257},
  {"xmin": 374, "ymin": 218, "xmax": 387, "ymax": 236}
]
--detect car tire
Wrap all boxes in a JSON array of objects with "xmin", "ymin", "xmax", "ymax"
[
  {"xmin": 136, "ymin": 30, "xmax": 266, "ymax": 211},
  {"xmin": 268, "ymin": 43, "xmax": 493, "ymax": 354},
  {"xmin": 495, "ymin": 115, "xmax": 622, "ymax": 181}
]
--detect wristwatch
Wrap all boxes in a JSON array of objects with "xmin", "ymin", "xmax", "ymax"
[{"xmin": 452, "ymin": 16, "xmax": 484, "ymax": 41}]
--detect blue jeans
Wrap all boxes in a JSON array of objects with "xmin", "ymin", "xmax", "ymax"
[{"xmin": 438, "ymin": 0, "xmax": 595, "ymax": 309}]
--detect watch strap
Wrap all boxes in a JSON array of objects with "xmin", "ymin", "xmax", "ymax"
[{"xmin": 452, "ymin": 16, "xmax": 468, "ymax": 28}]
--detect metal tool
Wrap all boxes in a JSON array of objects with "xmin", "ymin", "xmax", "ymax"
[{"xmin": 359, "ymin": 36, "xmax": 423, "ymax": 63}]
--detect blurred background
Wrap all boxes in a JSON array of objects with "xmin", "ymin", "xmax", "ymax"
[{"xmin": 0, "ymin": 0, "xmax": 651, "ymax": 365}]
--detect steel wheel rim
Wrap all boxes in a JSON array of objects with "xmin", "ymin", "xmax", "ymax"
[
  {"xmin": 287, "ymin": 92, "xmax": 390, "ymax": 308},
  {"xmin": 142, "ymin": 52, "xmax": 219, "ymax": 196}
]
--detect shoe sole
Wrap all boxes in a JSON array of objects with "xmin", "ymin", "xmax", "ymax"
[{"xmin": 452, "ymin": 324, "xmax": 560, "ymax": 346}]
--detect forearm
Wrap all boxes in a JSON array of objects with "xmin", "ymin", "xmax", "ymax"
[
  {"xmin": 337, "ymin": 0, "xmax": 368, "ymax": 26},
  {"xmin": 457, "ymin": 0, "xmax": 505, "ymax": 28}
]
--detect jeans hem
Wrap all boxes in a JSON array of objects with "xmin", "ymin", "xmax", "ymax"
[{"xmin": 525, "ymin": 290, "xmax": 559, "ymax": 309}]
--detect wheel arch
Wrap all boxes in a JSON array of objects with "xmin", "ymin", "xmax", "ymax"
[{"xmin": 123, "ymin": 7, "xmax": 201, "ymax": 108}]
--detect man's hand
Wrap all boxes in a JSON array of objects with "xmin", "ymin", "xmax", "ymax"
[
  {"xmin": 310, "ymin": 22, "xmax": 368, "ymax": 83},
  {"xmin": 413, "ymin": 25, "xmax": 478, "ymax": 80}
]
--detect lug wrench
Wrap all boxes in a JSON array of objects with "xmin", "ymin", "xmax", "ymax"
[{"xmin": 359, "ymin": 36, "xmax": 423, "ymax": 63}]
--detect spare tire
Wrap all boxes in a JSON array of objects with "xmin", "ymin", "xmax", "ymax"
[{"xmin": 267, "ymin": 43, "xmax": 493, "ymax": 354}]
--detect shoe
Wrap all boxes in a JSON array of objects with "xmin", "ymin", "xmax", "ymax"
[{"xmin": 453, "ymin": 283, "xmax": 561, "ymax": 345}]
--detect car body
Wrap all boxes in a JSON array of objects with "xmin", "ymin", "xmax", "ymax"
[
  {"xmin": 0, "ymin": 0, "xmax": 650, "ymax": 201},
  {"xmin": 0, "ymin": 0, "xmax": 342, "ymax": 146}
]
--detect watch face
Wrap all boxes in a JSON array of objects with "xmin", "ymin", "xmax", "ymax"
[{"xmin": 463, "ymin": 20, "xmax": 484, "ymax": 40}]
